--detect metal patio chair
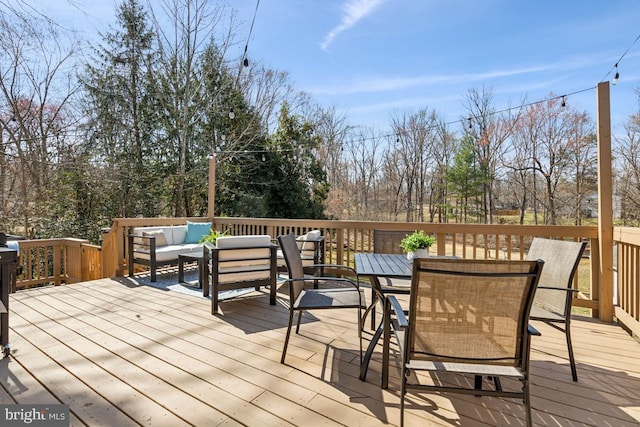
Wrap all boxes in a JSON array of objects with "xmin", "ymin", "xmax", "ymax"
[
  {"xmin": 361, "ymin": 229, "xmax": 412, "ymax": 330},
  {"xmin": 525, "ymin": 237, "xmax": 588, "ymax": 381},
  {"xmin": 388, "ymin": 257, "xmax": 544, "ymax": 427},
  {"xmin": 277, "ymin": 233, "xmax": 366, "ymax": 364}
]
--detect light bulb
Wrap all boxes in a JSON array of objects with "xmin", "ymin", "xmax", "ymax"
[
  {"xmin": 228, "ymin": 108, "xmax": 235, "ymax": 119},
  {"xmin": 613, "ymin": 64, "xmax": 619, "ymax": 85}
]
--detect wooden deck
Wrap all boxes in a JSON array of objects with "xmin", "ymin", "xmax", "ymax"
[{"xmin": 1, "ymin": 275, "xmax": 640, "ymax": 426}]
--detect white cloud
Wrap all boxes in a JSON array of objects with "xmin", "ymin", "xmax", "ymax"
[
  {"xmin": 308, "ymin": 64, "xmax": 562, "ymax": 96},
  {"xmin": 321, "ymin": 0, "xmax": 386, "ymax": 51}
]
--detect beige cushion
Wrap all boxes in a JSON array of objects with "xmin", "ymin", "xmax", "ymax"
[
  {"xmin": 216, "ymin": 235, "xmax": 271, "ymax": 249},
  {"xmin": 297, "ymin": 229, "xmax": 321, "ymax": 251},
  {"xmin": 134, "ymin": 226, "xmax": 181, "ymax": 245},
  {"xmin": 142, "ymin": 230, "xmax": 168, "ymax": 247},
  {"xmin": 169, "ymin": 226, "xmax": 188, "ymax": 244},
  {"xmin": 277, "ymin": 249, "xmax": 315, "ymax": 267},
  {"xmin": 134, "ymin": 245, "xmax": 193, "ymax": 262},
  {"xmin": 216, "ymin": 269, "xmax": 272, "ymax": 284}
]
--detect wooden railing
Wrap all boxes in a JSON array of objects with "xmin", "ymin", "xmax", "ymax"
[
  {"xmin": 10, "ymin": 238, "xmax": 101, "ymax": 291},
  {"xmin": 9, "ymin": 216, "xmax": 626, "ymax": 323},
  {"xmin": 103, "ymin": 217, "xmax": 601, "ymax": 318},
  {"xmin": 613, "ymin": 227, "xmax": 640, "ymax": 338}
]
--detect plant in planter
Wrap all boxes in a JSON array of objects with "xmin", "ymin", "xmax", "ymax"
[
  {"xmin": 199, "ymin": 229, "xmax": 228, "ymax": 245},
  {"xmin": 399, "ymin": 230, "xmax": 436, "ymax": 260}
]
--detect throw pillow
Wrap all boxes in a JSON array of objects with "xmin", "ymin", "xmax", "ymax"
[
  {"xmin": 142, "ymin": 230, "xmax": 168, "ymax": 247},
  {"xmin": 184, "ymin": 221, "xmax": 212, "ymax": 244}
]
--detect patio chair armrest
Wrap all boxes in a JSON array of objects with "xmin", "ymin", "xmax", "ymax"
[
  {"xmin": 528, "ymin": 324, "xmax": 541, "ymax": 336},
  {"xmin": 311, "ymin": 263, "xmax": 357, "ymax": 275},
  {"xmin": 283, "ymin": 276, "xmax": 359, "ymax": 288},
  {"xmin": 537, "ymin": 285, "xmax": 579, "ymax": 293},
  {"xmin": 388, "ymin": 296, "xmax": 408, "ymax": 328}
]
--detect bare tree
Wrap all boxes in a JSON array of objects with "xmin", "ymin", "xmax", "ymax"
[
  {"xmin": 516, "ymin": 96, "xmax": 590, "ymax": 225},
  {"xmin": 0, "ymin": 5, "xmax": 80, "ymax": 235},
  {"xmin": 389, "ymin": 109, "xmax": 439, "ymax": 222},
  {"xmin": 615, "ymin": 111, "xmax": 640, "ymax": 225},
  {"xmin": 340, "ymin": 127, "xmax": 384, "ymax": 220},
  {"xmin": 566, "ymin": 118, "xmax": 596, "ymax": 225},
  {"xmin": 464, "ymin": 86, "xmax": 519, "ymax": 224}
]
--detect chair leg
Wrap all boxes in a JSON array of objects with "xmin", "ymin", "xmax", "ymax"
[
  {"xmin": 400, "ymin": 369, "xmax": 406, "ymax": 427},
  {"xmin": 212, "ymin": 287, "xmax": 219, "ymax": 314},
  {"xmin": 361, "ymin": 298, "xmax": 377, "ymax": 332},
  {"xmin": 523, "ymin": 379, "xmax": 533, "ymax": 427},
  {"xmin": 370, "ymin": 287, "xmax": 377, "ymax": 330},
  {"xmin": 565, "ymin": 325, "xmax": 578, "ymax": 381},
  {"xmin": 281, "ymin": 310, "xmax": 295, "ymax": 364},
  {"xmin": 295, "ymin": 311, "xmax": 303, "ymax": 334},
  {"xmin": 357, "ymin": 306, "xmax": 363, "ymax": 362},
  {"xmin": 492, "ymin": 376, "xmax": 502, "ymax": 391}
]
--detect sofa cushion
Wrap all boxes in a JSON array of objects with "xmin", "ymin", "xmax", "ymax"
[
  {"xmin": 217, "ymin": 247, "xmax": 272, "ymax": 266},
  {"xmin": 134, "ymin": 245, "xmax": 193, "ymax": 262},
  {"xmin": 297, "ymin": 230, "xmax": 322, "ymax": 251},
  {"xmin": 142, "ymin": 230, "xmax": 168, "ymax": 247},
  {"xmin": 184, "ymin": 221, "xmax": 212, "ymax": 243},
  {"xmin": 133, "ymin": 227, "xmax": 159, "ymax": 245},
  {"xmin": 276, "ymin": 250, "xmax": 315, "ymax": 267},
  {"xmin": 169, "ymin": 225, "xmax": 188, "ymax": 245},
  {"xmin": 216, "ymin": 235, "xmax": 271, "ymax": 249},
  {"xmin": 216, "ymin": 269, "xmax": 272, "ymax": 284}
]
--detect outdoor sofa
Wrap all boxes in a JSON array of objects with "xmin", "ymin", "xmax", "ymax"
[{"xmin": 128, "ymin": 221, "xmax": 211, "ymax": 282}]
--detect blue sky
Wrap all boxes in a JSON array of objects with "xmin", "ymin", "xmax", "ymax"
[
  {"xmin": 235, "ymin": 0, "xmax": 640, "ymax": 136},
  {"xmin": 24, "ymin": 0, "xmax": 640, "ymax": 135}
]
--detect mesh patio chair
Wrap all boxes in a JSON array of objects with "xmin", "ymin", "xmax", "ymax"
[
  {"xmin": 362, "ymin": 230, "xmax": 412, "ymax": 330},
  {"xmin": 278, "ymin": 234, "xmax": 366, "ymax": 364},
  {"xmin": 388, "ymin": 258, "xmax": 544, "ymax": 427},
  {"xmin": 525, "ymin": 237, "xmax": 587, "ymax": 381}
]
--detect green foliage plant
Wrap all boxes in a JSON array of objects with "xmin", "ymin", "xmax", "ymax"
[
  {"xmin": 399, "ymin": 230, "xmax": 436, "ymax": 253},
  {"xmin": 199, "ymin": 229, "xmax": 228, "ymax": 245}
]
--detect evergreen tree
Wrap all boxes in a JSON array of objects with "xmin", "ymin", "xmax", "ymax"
[
  {"xmin": 80, "ymin": 0, "xmax": 162, "ymax": 218},
  {"xmin": 446, "ymin": 135, "xmax": 484, "ymax": 222},
  {"xmin": 264, "ymin": 103, "xmax": 329, "ymax": 219}
]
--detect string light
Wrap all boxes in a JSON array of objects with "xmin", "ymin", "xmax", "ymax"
[
  {"xmin": 601, "ymin": 32, "xmax": 640, "ymax": 83},
  {"xmin": 228, "ymin": 108, "xmax": 235, "ymax": 119},
  {"xmin": 561, "ymin": 96, "xmax": 566, "ymax": 107},
  {"xmin": 235, "ymin": 0, "xmax": 260, "ymax": 87}
]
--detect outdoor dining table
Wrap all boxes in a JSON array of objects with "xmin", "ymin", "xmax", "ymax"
[
  {"xmin": 355, "ymin": 253, "xmax": 412, "ymax": 387},
  {"xmin": 355, "ymin": 252, "xmax": 459, "ymax": 388}
]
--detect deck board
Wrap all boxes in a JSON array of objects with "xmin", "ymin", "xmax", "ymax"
[{"xmin": 2, "ymin": 276, "xmax": 640, "ymax": 426}]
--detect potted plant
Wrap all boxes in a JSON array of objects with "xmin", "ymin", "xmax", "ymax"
[{"xmin": 400, "ymin": 230, "xmax": 435, "ymax": 260}]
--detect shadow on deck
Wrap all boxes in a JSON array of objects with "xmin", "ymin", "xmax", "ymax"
[{"xmin": 1, "ymin": 273, "xmax": 639, "ymax": 426}]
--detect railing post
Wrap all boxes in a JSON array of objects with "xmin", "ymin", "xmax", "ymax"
[
  {"xmin": 596, "ymin": 81, "xmax": 614, "ymax": 322},
  {"xmin": 589, "ymin": 237, "xmax": 601, "ymax": 319},
  {"xmin": 336, "ymin": 228, "xmax": 344, "ymax": 265},
  {"xmin": 53, "ymin": 240, "xmax": 62, "ymax": 286},
  {"xmin": 208, "ymin": 155, "xmax": 216, "ymax": 222},
  {"xmin": 64, "ymin": 238, "xmax": 89, "ymax": 284}
]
